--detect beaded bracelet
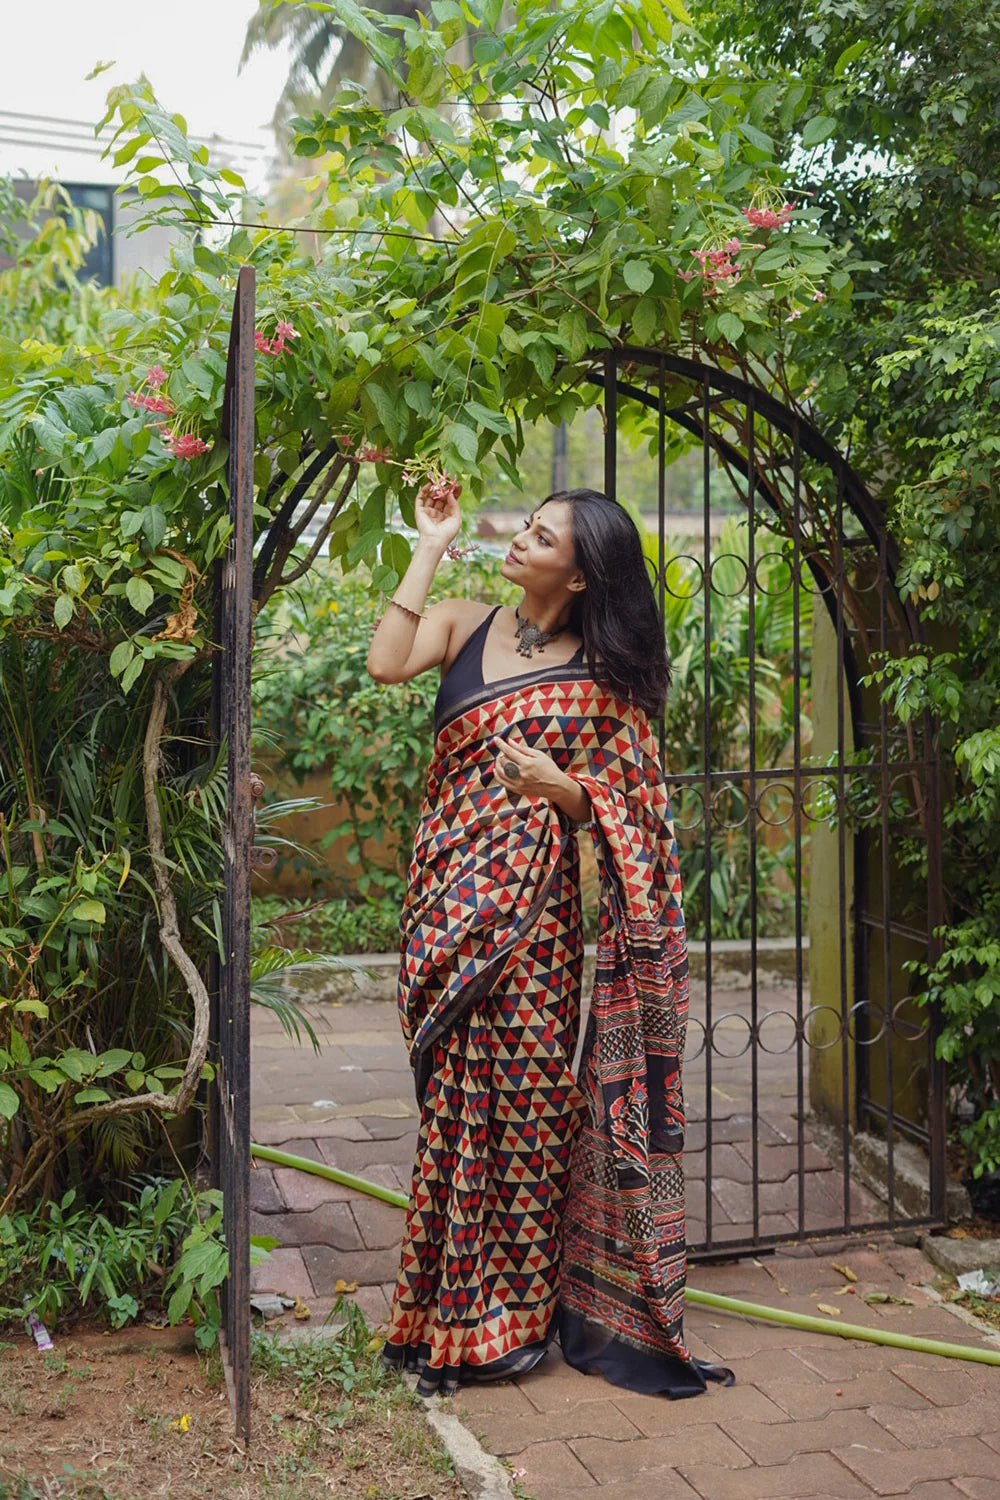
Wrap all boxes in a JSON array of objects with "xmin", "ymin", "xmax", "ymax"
[{"xmin": 389, "ymin": 598, "xmax": 427, "ymax": 624}]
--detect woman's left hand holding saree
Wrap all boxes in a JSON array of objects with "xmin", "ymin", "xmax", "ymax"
[{"xmin": 493, "ymin": 736, "xmax": 591, "ymax": 825}]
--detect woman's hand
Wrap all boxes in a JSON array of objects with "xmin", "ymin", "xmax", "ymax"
[
  {"xmin": 494, "ymin": 738, "xmax": 592, "ymax": 824},
  {"xmin": 415, "ymin": 486, "xmax": 462, "ymax": 550}
]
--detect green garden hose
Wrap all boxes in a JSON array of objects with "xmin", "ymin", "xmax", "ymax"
[{"xmin": 251, "ymin": 1142, "xmax": 1000, "ymax": 1368}]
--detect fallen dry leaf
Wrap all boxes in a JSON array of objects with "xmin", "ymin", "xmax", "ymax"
[
  {"xmin": 946, "ymin": 1226, "xmax": 970, "ymax": 1239},
  {"xmin": 777, "ymin": 1283, "xmax": 789, "ymax": 1295},
  {"xmin": 816, "ymin": 1303, "xmax": 842, "ymax": 1316},
  {"xmin": 293, "ymin": 1296, "xmax": 311, "ymax": 1321},
  {"xmin": 834, "ymin": 1285, "xmax": 855, "ymax": 1296},
  {"xmin": 832, "ymin": 1261, "xmax": 858, "ymax": 1282},
  {"xmin": 335, "ymin": 1279, "xmax": 359, "ymax": 1294},
  {"xmin": 864, "ymin": 1291, "xmax": 915, "ymax": 1305}
]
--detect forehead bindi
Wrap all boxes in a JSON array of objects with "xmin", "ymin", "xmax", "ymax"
[{"xmin": 534, "ymin": 502, "xmax": 572, "ymax": 546}]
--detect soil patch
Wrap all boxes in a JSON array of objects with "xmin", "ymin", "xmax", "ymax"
[{"xmin": 0, "ymin": 1324, "xmax": 464, "ymax": 1500}]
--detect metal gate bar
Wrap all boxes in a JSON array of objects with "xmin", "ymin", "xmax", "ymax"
[{"xmin": 210, "ymin": 264, "xmax": 256, "ymax": 1443}]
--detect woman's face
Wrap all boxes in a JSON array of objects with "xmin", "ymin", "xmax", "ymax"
[{"xmin": 499, "ymin": 499, "xmax": 585, "ymax": 601}]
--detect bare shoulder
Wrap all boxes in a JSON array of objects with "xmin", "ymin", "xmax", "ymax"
[{"xmin": 437, "ymin": 598, "xmax": 494, "ymax": 673}]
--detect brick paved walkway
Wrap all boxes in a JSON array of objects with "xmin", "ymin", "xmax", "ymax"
[{"xmin": 250, "ymin": 986, "xmax": 1000, "ymax": 1500}]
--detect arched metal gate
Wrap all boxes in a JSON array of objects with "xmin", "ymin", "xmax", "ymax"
[
  {"xmin": 210, "ymin": 323, "xmax": 947, "ymax": 1436},
  {"xmin": 593, "ymin": 347, "xmax": 946, "ymax": 1259}
]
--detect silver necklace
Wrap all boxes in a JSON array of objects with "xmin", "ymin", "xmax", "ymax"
[{"xmin": 514, "ymin": 606, "xmax": 566, "ymax": 659}]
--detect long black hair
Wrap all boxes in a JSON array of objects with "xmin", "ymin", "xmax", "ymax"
[{"xmin": 549, "ymin": 488, "xmax": 670, "ymax": 720}]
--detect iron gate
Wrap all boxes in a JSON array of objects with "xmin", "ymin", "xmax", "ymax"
[
  {"xmin": 593, "ymin": 348, "xmax": 946, "ymax": 1258},
  {"xmin": 209, "ymin": 264, "xmax": 256, "ymax": 1442}
]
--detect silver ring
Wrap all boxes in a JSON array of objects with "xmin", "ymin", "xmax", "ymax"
[{"xmin": 503, "ymin": 760, "xmax": 520, "ymax": 780}]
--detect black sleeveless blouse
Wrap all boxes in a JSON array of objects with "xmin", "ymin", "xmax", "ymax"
[{"xmin": 434, "ymin": 606, "xmax": 585, "ymax": 733}]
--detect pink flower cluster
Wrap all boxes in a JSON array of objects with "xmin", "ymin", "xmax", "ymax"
[
  {"xmin": 127, "ymin": 391, "xmax": 175, "ymax": 415},
  {"xmin": 416, "ymin": 473, "xmax": 462, "ymax": 506},
  {"xmin": 255, "ymin": 320, "xmax": 299, "ymax": 357},
  {"xmin": 445, "ymin": 540, "xmax": 479, "ymax": 561},
  {"xmin": 126, "ymin": 363, "xmax": 210, "ymax": 464},
  {"xmin": 163, "ymin": 431, "xmax": 209, "ymax": 460},
  {"xmin": 742, "ymin": 202, "xmax": 793, "ymax": 229},
  {"xmin": 680, "ymin": 239, "xmax": 742, "ymax": 290}
]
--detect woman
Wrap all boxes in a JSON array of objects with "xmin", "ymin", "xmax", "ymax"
[{"xmin": 367, "ymin": 485, "xmax": 731, "ymax": 1399}]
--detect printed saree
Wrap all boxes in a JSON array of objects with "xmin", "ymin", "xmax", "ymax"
[{"xmin": 383, "ymin": 665, "xmax": 732, "ymax": 1398}]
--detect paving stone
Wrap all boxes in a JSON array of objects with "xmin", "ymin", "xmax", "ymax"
[
  {"xmin": 252, "ymin": 1116, "xmax": 372, "ymax": 1144},
  {"xmin": 473, "ymin": 1397, "xmax": 642, "ymax": 1456},
  {"xmin": 572, "ymin": 1424, "xmax": 751, "ymax": 1484},
  {"xmin": 509, "ymin": 1439, "xmax": 598, "ymax": 1494},
  {"xmin": 457, "ymin": 1382, "xmax": 538, "ymax": 1424},
  {"xmin": 902, "ymin": 1487, "xmax": 980, "ymax": 1500},
  {"xmin": 272, "ymin": 1166, "xmax": 358, "ymax": 1210},
  {"xmin": 318, "ymin": 1132, "xmax": 419, "ymax": 1172},
  {"xmin": 250, "ymin": 1246, "xmax": 313, "ymax": 1300},
  {"xmin": 255, "ymin": 1202, "xmax": 365, "ymax": 1252},
  {"xmin": 263, "ymin": 1135, "xmax": 327, "ymax": 1159},
  {"xmin": 272, "ymin": 1066, "xmax": 408, "ymax": 1107},
  {"xmin": 756, "ymin": 1369, "xmax": 933, "ymax": 1421},
  {"xmin": 722, "ymin": 1409, "xmax": 904, "ymax": 1464},
  {"xmin": 869, "ymin": 1394, "xmax": 1000, "ymax": 1448},
  {"xmin": 351, "ymin": 1195, "xmax": 405, "ymax": 1250},
  {"xmin": 955, "ymin": 1481, "xmax": 1000, "ymax": 1499},
  {"xmin": 703, "ymin": 1348, "xmax": 826, "ymax": 1388},
  {"xmin": 834, "ymin": 1439, "xmax": 1000, "ymax": 1495},
  {"xmin": 792, "ymin": 1342, "xmax": 924, "ymax": 1379},
  {"xmin": 733, "ymin": 1141, "xmax": 834, "ymax": 1180},
  {"xmin": 301, "ymin": 1242, "xmax": 401, "ymax": 1292},
  {"xmin": 514, "ymin": 1348, "xmax": 604, "ymax": 1413},
  {"xmin": 358, "ymin": 1114, "xmax": 420, "ymax": 1140},
  {"xmin": 248, "ymin": 1167, "xmax": 284, "ymax": 1213},
  {"xmin": 289, "ymin": 1096, "xmax": 417, "ymax": 1123},
  {"xmin": 694, "ymin": 1318, "xmax": 829, "ymax": 1361},
  {"xmin": 881, "ymin": 1489, "xmax": 967, "ymax": 1500},
  {"xmin": 555, "ymin": 1475, "xmax": 702, "ymax": 1500},
  {"xmin": 889, "ymin": 1363, "xmax": 989, "ymax": 1406},
  {"xmin": 679, "ymin": 1452, "xmax": 871, "ymax": 1499}
]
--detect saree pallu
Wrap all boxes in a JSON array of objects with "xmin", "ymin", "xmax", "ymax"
[{"xmin": 384, "ymin": 668, "xmax": 731, "ymax": 1398}]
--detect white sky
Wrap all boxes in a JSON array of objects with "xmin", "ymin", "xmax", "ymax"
[{"xmin": 0, "ymin": 0, "xmax": 292, "ymax": 186}]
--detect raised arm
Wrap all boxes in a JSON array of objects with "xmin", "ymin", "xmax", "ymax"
[{"xmin": 366, "ymin": 485, "xmax": 464, "ymax": 684}]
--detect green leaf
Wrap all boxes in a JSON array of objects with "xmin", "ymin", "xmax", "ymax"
[
  {"xmin": 623, "ymin": 260, "xmax": 655, "ymax": 295},
  {"xmin": 109, "ymin": 640, "xmax": 134, "ymax": 678},
  {"xmin": 53, "ymin": 594, "xmax": 74, "ymax": 630},
  {"xmin": 834, "ymin": 39, "xmax": 867, "ymax": 76},
  {"xmin": 717, "ymin": 312, "xmax": 745, "ymax": 343},
  {"xmin": 73, "ymin": 1087, "xmax": 111, "ymax": 1105},
  {"xmin": 120, "ymin": 510, "xmax": 144, "ymax": 538},
  {"xmin": 73, "ymin": 899, "xmax": 106, "ymax": 924},
  {"xmin": 95, "ymin": 1048, "xmax": 134, "ymax": 1078},
  {"xmin": 737, "ymin": 121, "xmax": 774, "ymax": 153},
  {"xmin": 141, "ymin": 505, "xmax": 168, "ymax": 550},
  {"xmin": 126, "ymin": 575, "xmax": 154, "ymax": 614},
  {"xmin": 444, "ymin": 421, "xmax": 478, "ymax": 463},
  {"xmin": 801, "ymin": 114, "xmax": 837, "ymax": 148},
  {"xmin": 632, "ymin": 296, "xmax": 658, "ymax": 345},
  {"xmin": 0, "ymin": 1082, "xmax": 19, "ymax": 1120},
  {"xmin": 463, "ymin": 400, "xmax": 511, "ymax": 435},
  {"xmin": 62, "ymin": 564, "xmax": 83, "ymax": 594},
  {"xmin": 120, "ymin": 657, "xmax": 144, "ymax": 695},
  {"xmin": 15, "ymin": 1000, "xmax": 49, "ymax": 1020},
  {"xmin": 9, "ymin": 1030, "xmax": 29, "ymax": 1066},
  {"xmin": 403, "ymin": 380, "xmax": 432, "ymax": 417},
  {"xmin": 382, "ymin": 533, "xmax": 412, "ymax": 577}
]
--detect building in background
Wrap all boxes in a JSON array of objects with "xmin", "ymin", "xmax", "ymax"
[{"xmin": 0, "ymin": 109, "xmax": 277, "ymax": 286}]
